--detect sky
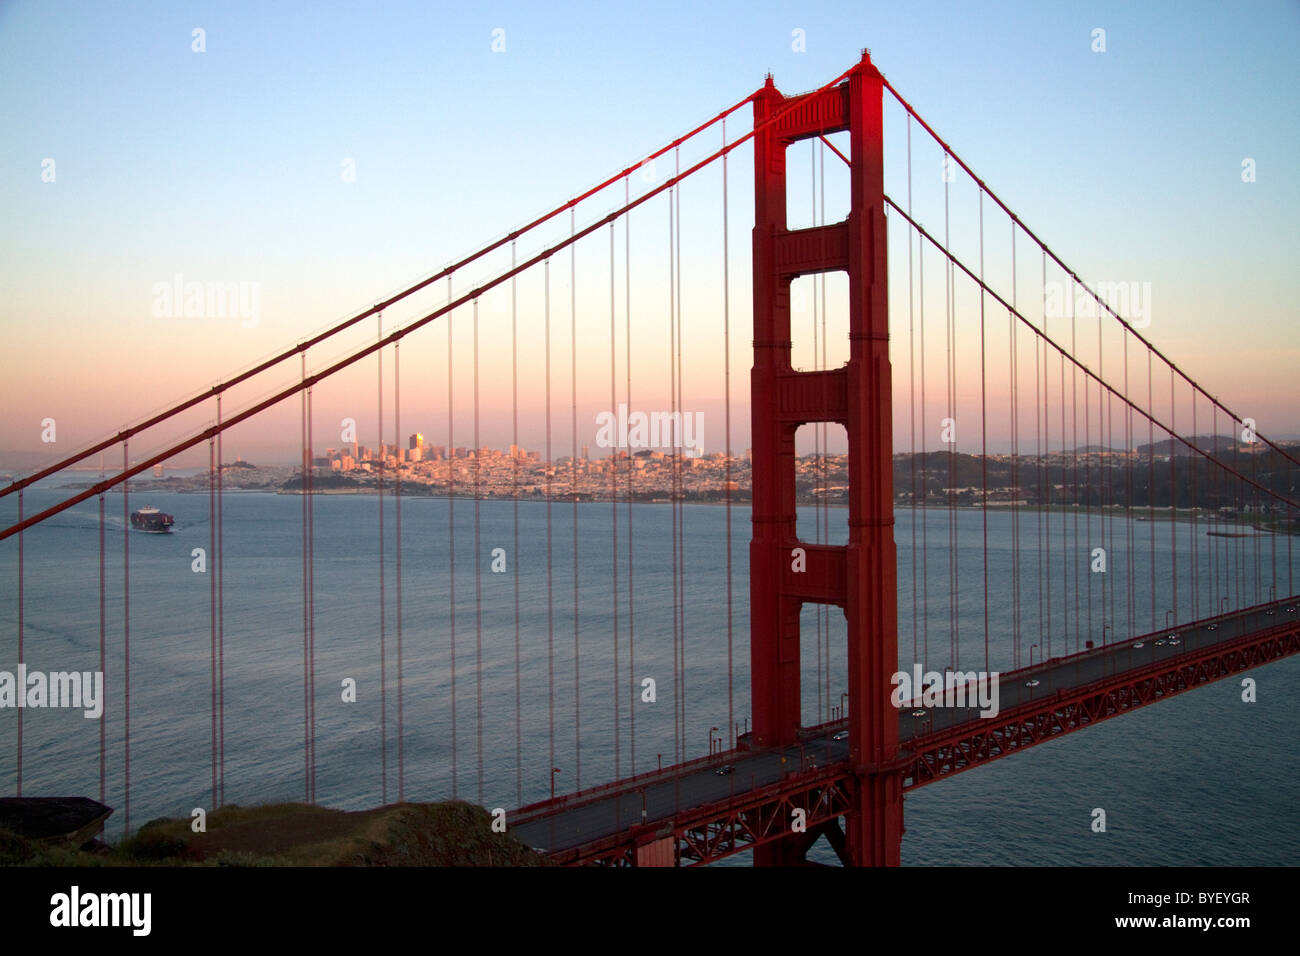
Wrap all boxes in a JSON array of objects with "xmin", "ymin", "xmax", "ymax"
[{"xmin": 2, "ymin": 0, "xmax": 1297, "ymax": 467}]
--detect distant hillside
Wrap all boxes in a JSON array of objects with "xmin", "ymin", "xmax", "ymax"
[{"xmin": 1135, "ymin": 434, "xmax": 1245, "ymax": 457}]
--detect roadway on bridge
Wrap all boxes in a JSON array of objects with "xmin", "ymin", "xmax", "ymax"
[{"xmin": 512, "ymin": 599, "xmax": 1298, "ymax": 855}]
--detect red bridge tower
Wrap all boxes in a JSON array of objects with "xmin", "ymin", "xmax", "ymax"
[{"xmin": 749, "ymin": 51, "xmax": 901, "ymax": 866}]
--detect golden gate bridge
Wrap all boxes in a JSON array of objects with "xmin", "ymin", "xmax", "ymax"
[{"xmin": 3, "ymin": 52, "xmax": 1297, "ymax": 866}]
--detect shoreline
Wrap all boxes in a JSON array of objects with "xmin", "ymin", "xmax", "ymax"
[{"xmin": 45, "ymin": 481, "xmax": 1294, "ymax": 534}]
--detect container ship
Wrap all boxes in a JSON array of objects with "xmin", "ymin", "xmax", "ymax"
[{"xmin": 129, "ymin": 506, "xmax": 174, "ymax": 533}]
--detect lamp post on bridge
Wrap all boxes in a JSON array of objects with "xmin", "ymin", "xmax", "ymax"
[
  {"xmin": 1030, "ymin": 643, "xmax": 1039, "ymax": 667},
  {"xmin": 708, "ymin": 726, "xmax": 720, "ymax": 756},
  {"xmin": 550, "ymin": 767, "xmax": 560, "ymax": 801}
]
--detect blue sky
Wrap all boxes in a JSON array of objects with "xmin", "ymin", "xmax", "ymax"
[{"xmin": 2, "ymin": 0, "xmax": 1297, "ymax": 462}]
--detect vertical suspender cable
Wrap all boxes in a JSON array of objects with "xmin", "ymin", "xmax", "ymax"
[
  {"xmin": 1059, "ymin": 321, "xmax": 1068, "ymax": 657},
  {"xmin": 571, "ymin": 210, "xmax": 581, "ymax": 791},
  {"xmin": 1010, "ymin": 225, "xmax": 1021, "ymax": 667},
  {"xmin": 1104, "ymin": 318, "xmax": 1113, "ymax": 640},
  {"xmin": 625, "ymin": 178, "xmax": 637, "ymax": 775},
  {"xmin": 944, "ymin": 159, "xmax": 957, "ymax": 669},
  {"xmin": 1042, "ymin": 253, "xmax": 1051, "ymax": 654},
  {"xmin": 474, "ymin": 298, "xmax": 484, "ymax": 805},
  {"xmin": 979, "ymin": 193, "xmax": 989, "ymax": 673},
  {"xmin": 308, "ymin": 381, "xmax": 317, "ymax": 801},
  {"xmin": 907, "ymin": 118, "xmax": 918, "ymax": 669},
  {"xmin": 1170, "ymin": 366, "xmax": 1177, "ymax": 625},
  {"xmin": 1147, "ymin": 351, "xmax": 1156, "ymax": 629},
  {"xmin": 216, "ymin": 396, "xmax": 225, "ymax": 804},
  {"xmin": 1253, "ymin": 434, "xmax": 1262, "ymax": 603},
  {"xmin": 99, "ymin": 466, "xmax": 107, "ymax": 802},
  {"xmin": 209, "ymin": 436, "xmax": 218, "ymax": 807},
  {"xmin": 1034, "ymin": 253, "xmax": 1042, "ymax": 664},
  {"xmin": 448, "ymin": 281, "xmax": 459, "ymax": 799},
  {"xmin": 1055, "ymin": 304, "xmax": 1066, "ymax": 658},
  {"xmin": 1085, "ymin": 312, "xmax": 1093, "ymax": 645},
  {"xmin": 610, "ymin": 220, "xmax": 621, "ymax": 779},
  {"xmin": 668, "ymin": 178, "xmax": 679, "ymax": 768},
  {"xmin": 377, "ymin": 315, "xmax": 387, "ymax": 803},
  {"xmin": 1236, "ymin": 423, "xmax": 1244, "ymax": 608},
  {"xmin": 675, "ymin": 147, "xmax": 687, "ymax": 759},
  {"xmin": 722, "ymin": 119, "xmax": 734, "ymax": 741},
  {"xmin": 395, "ymin": 339, "xmax": 403, "ymax": 801},
  {"xmin": 122, "ymin": 442, "xmax": 130, "ymax": 833},
  {"xmin": 301, "ymin": 353, "xmax": 310, "ymax": 801},
  {"xmin": 512, "ymin": 242, "xmax": 522, "ymax": 806},
  {"xmin": 1070, "ymin": 285, "xmax": 1079, "ymax": 653},
  {"xmin": 675, "ymin": 148, "xmax": 685, "ymax": 796},
  {"xmin": 1212, "ymin": 411, "xmax": 1219, "ymax": 612},
  {"xmin": 15, "ymin": 490, "xmax": 22, "ymax": 795},
  {"xmin": 1108, "ymin": 383, "xmax": 1116, "ymax": 640},
  {"xmin": 545, "ymin": 258, "xmax": 555, "ymax": 795},
  {"xmin": 1099, "ymin": 320, "xmax": 1110, "ymax": 641},
  {"xmin": 1125, "ymin": 335, "xmax": 1135, "ymax": 640},
  {"xmin": 1191, "ymin": 388, "xmax": 1199, "ymax": 618},
  {"xmin": 1238, "ymin": 433, "xmax": 1246, "ymax": 608},
  {"xmin": 920, "ymin": 241, "xmax": 929, "ymax": 672}
]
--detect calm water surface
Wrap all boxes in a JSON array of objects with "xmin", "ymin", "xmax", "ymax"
[{"xmin": 1, "ymin": 482, "xmax": 1296, "ymax": 865}]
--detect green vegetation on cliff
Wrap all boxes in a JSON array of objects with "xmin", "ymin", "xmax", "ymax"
[{"xmin": 0, "ymin": 801, "xmax": 548, "ymax": 867}]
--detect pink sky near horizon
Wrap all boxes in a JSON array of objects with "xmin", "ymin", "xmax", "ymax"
[{"xmin": 4, "ymin": 6, "xmax": 1297, "ymax": 472}]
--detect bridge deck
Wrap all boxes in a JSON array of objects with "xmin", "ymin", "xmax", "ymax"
[{"xmin": 512, "ymin": 598, "xmax": 1300, "ymax": 862}]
